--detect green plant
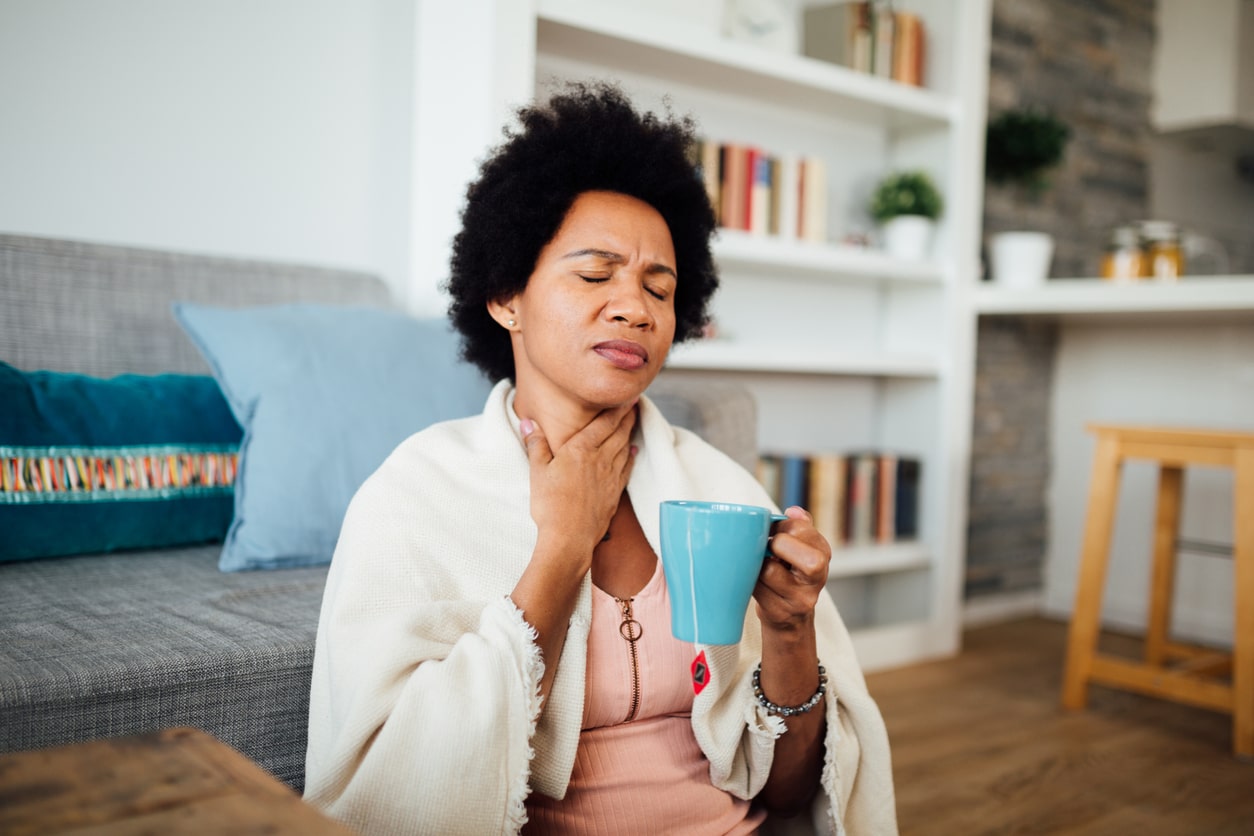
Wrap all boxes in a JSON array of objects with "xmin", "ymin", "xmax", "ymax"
[
  {"xmin": 870, "ymin": 170, "xmax": 943, "ymax": 222},
  {"xmin": 984, "ymin": 108, "xmax": 1070, "ymax": 196}
]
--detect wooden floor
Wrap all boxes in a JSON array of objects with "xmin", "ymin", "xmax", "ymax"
[{"xmin": 864, "ymin": 618, "xmax": 1254, "ymax": 836}]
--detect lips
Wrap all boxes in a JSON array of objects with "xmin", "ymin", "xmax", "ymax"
[{"xmin": 593, "ymin": 339, "xmax": 649, "ymax": 370}]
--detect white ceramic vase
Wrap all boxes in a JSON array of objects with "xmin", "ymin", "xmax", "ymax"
[
  {"xmin": 990, "ymin": 231, "xmax": 1055, "ymax": 288},
  {"xmin": 881, "ymin": 215, "xmax": 934, "ymax": 261}
]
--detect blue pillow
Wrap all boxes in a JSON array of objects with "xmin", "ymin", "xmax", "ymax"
[
  {"xmin": 173, "ymin": 303, "xmax": 492, "ymax": 572},
  {"xmin": 0, "ymin": 362, "xmax": 242, "ymax": 562}
]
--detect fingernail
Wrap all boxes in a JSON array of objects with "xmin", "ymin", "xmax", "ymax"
[
  {"xmin": 520, "ymin": 418, "xmax": 534, "ymax": 437},
  {"xmin": 630, "ymin": 444, "xmax": 639, "ymax": 456}
]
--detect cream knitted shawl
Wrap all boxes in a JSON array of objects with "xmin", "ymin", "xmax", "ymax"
[{"xmin": 304, "ymin": 381, "xmax": 897, "ymax": 835}]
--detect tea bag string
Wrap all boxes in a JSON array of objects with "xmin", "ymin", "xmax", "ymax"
[{"xmin": 688, "ymin": 526, "xmax": 700, "ymax": 645}]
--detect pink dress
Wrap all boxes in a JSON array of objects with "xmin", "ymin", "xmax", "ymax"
[{"xmin": 524, "ymin": 560, "xmax": 765, "ymax": 835}]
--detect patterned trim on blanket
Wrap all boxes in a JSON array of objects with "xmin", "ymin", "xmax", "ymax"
[{"xmin": 0, "ymin": 444, "xmax": 238, "ymax": 504}]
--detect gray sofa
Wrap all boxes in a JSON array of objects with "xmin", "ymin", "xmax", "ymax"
[{"xmin": 0, "ymin": 233, "xmax": 758, "ymax": 790}]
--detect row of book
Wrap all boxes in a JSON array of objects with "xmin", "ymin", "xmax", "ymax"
[
  {"xmin": 803, "ymin": 2, "xmax": 927, "ymax": 87},
  {"xmin": 756, "ymin": 451, "xmax": 921, "ymax": 547},
  {"xmin": 693, "ymin": 139, "xmax": 828, "ymax": 242}
]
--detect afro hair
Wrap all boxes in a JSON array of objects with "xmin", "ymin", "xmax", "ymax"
[{"xmin": 445, "ymin": 81, "xmax": 719, "ymax": 383}]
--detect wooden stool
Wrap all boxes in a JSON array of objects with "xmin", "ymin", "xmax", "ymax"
[{"xmin": 1061, "ymin": 424, "xmax": 1254, "ymax": 758}]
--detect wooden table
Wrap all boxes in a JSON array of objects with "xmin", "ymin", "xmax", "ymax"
[{"xmin": 0, "ymin": 727, "xmax": 356, "ymax": 835}]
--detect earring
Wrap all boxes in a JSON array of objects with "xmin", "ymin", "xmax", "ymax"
[{"xmin": 507, "ymin": 319, "xmax": 516, "ymax": 327}]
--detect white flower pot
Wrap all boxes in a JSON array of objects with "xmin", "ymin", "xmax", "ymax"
[
  {"xmin": 990, "ymin": 232, "xmax": 1055, "ymax": 288},
  {"xmin": 881, "ymin": 215, "xmax": 934, "ymax": 261}
]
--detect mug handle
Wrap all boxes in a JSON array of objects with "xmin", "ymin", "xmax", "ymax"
[{"xmin": 766, "ymin": 513, "xmax": 790, "ymax": 562}]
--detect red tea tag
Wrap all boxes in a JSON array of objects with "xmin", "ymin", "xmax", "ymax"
[{"xmin": 691, "ymin": 650, "xmax": 709, "ymax": 696}]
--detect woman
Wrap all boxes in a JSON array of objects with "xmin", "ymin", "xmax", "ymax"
[{"xmin": 303, "ymin": 82, "xmax": 896, "ymax": 835}]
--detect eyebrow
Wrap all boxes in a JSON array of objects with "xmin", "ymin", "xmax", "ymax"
[{"xmin": 562, "ymin": 248, "xmax": 677, "ymax": 280}]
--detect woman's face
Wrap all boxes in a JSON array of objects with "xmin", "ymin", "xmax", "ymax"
[{"xmin": 494, "ymin": 190, "xmax": 678, "ymax": 411}]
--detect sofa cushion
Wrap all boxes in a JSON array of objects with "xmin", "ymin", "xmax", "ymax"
[
  {"xmin": 0, "ymin": 362, "xmax": 242, "ymax": 562},
  {"xmin": 0, "ymin": 545, "xmax": 326, "ymax": 790},
  {"xmin": 173, "ymin": 304, "xmax": 492, "ymax": 572}
]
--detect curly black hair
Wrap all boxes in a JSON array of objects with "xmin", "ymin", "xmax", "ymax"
[{"xmin": 445, "ymin": 81, "xmax": 719, "ymax": 382}]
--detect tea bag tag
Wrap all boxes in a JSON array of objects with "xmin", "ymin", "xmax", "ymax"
[{"xmin": 691, "ymin": 650, "xmax": 710, "ymax": 695}]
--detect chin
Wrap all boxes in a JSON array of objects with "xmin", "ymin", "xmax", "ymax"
[{"xmin": 577, "ymin": 371, "xmax": 656, "ymax": 408}]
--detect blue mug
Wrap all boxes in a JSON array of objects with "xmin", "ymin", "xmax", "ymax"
[{"xmin": 659, "ymin": 500, "xmax": 787, "ymax": 645}]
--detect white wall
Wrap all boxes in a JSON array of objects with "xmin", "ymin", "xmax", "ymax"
[
  {"xmin": 1044, "ymin": 322, "xmax": 1254, "ymax": 646},
  {"xmin": 1149, "ymin": 138, "xmax": 1254, "ymax": 274},
  {"xmin": 0, "ymin": 0, "xmax": 416, "ymax": 300}
]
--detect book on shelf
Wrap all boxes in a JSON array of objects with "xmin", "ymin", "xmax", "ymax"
[
  {"xmin": 801, "ymin": 2, "xmax": 926, "ymax": 88},
  {"xmin": 808, "ymin": 454, "xmax": 847, "ymax": 546},
  {"xmin": 756, "ymin": 450, "xmax": 920, "ymax": 548},
  {"xmin": 799, "ymin": 157, "xmax": 828, "ymax": 243},
  {"xmin": 891, "ymin": 11, "xmax": 925, "ymax": 87},
  {"xmin": 698, "ymin": 140, "xmax": 722, "ymax": 226},
  {"xmin": 776, "ymin": 154, "xmax": 800, "ymax": 241},
  {"xmin": 871, "ymin": 3, "xmax": 895, "ymax": 79},
  {"xmin": 694, "ymin": 138, "xmax": 825, "ymax": 243},
  {"xmin": 893, "ymin": 456, "xmax": 921, "ymax": 539},
  {"xmin": 778, "ymin": 454, "xmax": 810, "ymax": 510},
  {"xmin": 748, "ymin": 148, "xmax": 771, "ymax": 236}
]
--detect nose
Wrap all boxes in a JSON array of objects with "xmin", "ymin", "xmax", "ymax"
[{"xmin": 605, "ymin": 279, "xmax": 653, "ymax": 329}]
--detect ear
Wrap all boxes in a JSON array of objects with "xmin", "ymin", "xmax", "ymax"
[{"xmin": 487, "ymin": 297, "xmax": 518, "ymax": 331}]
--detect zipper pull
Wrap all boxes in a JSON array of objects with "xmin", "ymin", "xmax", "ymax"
[{"xmin": 617, "ymin": 597, "xmax": 643, "ymax": 641}]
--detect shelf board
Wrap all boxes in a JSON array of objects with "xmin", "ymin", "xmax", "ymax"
[
  {"xmin": 666, "ymin": 341, "xmax": 940, "ymax": 377},
  {"xmin": 536, "ymin": 0, "xmax": 956, "ymax": 131},
  {"xmin": 851, "ymin": 619, "xmax": 957, "ymax": 673},
  {"xmin": 974, "ymin": 276, "xmax": 1254, "ymax": 322},
  {"xmin": 827, "ymin": 541, "xmax": 930, "ymax": 578},
  {"xmin": 714, "ymin": 230, "xmax": 947, "ymax": 283}
]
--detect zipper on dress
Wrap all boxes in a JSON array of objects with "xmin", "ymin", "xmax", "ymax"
[{"xmin": 615, "ymin": 597, "xmax": 643, "ymax": 722}]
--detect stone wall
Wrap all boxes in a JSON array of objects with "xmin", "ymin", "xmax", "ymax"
[{"xmin": 966, "ymin": 0, "xmax": 1156, "ymax": 600}]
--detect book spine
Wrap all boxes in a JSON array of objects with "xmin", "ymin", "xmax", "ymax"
[
  {"xmin": 777, "ymin": 154, "xmax": 800, "ymax": 241},
  {"xmin": 801, "ymin": 157, "xmax": 828, "ymax": 243},
  {"xmin": 719, "ymin": 142, "xmax": 736, "ymax": 230},
  {"xmin": 891, "ymin": 12, "xmax": 925, "ymax": 87},
  {"xmin": 756, "ymin": 453, "xmax": 782, "ymax": 508},
  {"xmin": 768, "ymin": 156, "xmax": 782, "ymax": 237},
  {"xmin": 847, "ymin": 453, "xmax": 876, "ymax": 546},
  {"xmin": 876, "ymin": 453, "xmax": 897, "ymax": 543},
  {"xmin": 749, "ymin": 150, "xmax": 771, "ymax": 236},
  {"xmin": 851, "ymin": 3, "xmax": 874, "ymax": 73},
  {"xmin": 779, "ymin": 454, "xmax": 811, "ymax": 511},
  {"xmin": 700, "ymin": 139, "xmax": 722, "ymax": 225},
  {"xmin": 808, "ymin": 454, "xmax": 842, "ymax": 546},
  {"xmin": 895, "ymin": 457, "xmax": 921, "ymax": 539},
  {"xmin": 872, "ymin": 4, "xmax": 895, "ymax": 79}
]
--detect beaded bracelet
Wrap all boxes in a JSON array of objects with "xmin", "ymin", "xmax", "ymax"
[{"xmin": 752, "ymin": 663, "xmax": 827, "ymax": 718}]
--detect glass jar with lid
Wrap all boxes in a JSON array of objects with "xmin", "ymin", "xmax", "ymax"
[
  {"xmin": 1100, "ymin": 226, "xmax": 1144, "ymax": 282},
  {"xmin": 1138, "ymin": 220, "xmax": 1185, "ymax": 280}
]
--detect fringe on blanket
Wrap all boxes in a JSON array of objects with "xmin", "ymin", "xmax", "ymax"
[{"xmin": 499, "ymin": 596, "xmax": 546, "ymax": 835}]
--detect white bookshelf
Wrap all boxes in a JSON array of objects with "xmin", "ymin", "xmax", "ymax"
[
  {"xmin": 714, "ymin": 230, "xmax": 949, "ymax": 284},
  {"xmin": 667, "ymin": 341, "xmax": 941, "ymax": 377},
  {"xmin": 414, "ymin": 0, "xmax": 992, "ymax": 671},
  {"xmin": 829, "ymin": 541, "xmax": 932, "ymax": 578}
]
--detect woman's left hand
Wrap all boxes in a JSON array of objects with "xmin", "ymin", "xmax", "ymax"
[
  {"xmin": 753, "ymin": 506, "xmax": 832, "ymax": 634},
  {"xmin": 754, "ymin": 506, "xmax": 832, "ymax": 814}
]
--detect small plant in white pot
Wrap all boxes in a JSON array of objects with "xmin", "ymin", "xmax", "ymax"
[
  {"xmin": 870, "ymin": 170, "xmax": 943, "ymax": 261},
  {"xmin": 984, "ymin": 108, "xmax": 1071, "ymax": 287}
]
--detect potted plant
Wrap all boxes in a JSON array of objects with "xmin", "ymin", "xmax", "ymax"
[
  {"xmin": 870, "ymin": 170, "xmax": 943, "ymax": 261},
  {"xmin": 984, "ymin": 107, "xmax": 1071, "ymax": 287}
]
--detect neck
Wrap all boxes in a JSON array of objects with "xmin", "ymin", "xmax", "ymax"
[{"xmin": 511, "ymin": 380, "xmax": 605, "ymax": 452}]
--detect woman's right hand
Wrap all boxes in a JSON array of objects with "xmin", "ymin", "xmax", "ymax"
[{"xmin": 520, "ymin": 402, "xmax": 638, "ymax": 569}]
